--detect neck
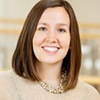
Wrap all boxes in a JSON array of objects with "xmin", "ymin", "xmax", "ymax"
[{"xmin": 36, "ymin": 61, "xmax": 62, "ymax": 86}]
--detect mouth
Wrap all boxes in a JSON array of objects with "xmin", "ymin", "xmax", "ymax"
[{"xmin": 41, "ymin": 46, "xmax": 60, "ymax": 53}]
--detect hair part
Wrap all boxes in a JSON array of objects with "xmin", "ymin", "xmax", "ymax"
[{"xmin": 12, "ymin": 0, "xmax": 81, "ymax": 92}]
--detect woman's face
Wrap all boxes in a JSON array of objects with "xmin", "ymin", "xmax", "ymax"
[{"xmin": 33, "ymin": 7, "xmax": 70, "ymax": 65}]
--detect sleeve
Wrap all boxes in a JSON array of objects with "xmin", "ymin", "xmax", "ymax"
[
  {"xmin": 88, "ymin": 86, "xmax": 100, "ymax": 100},
  {"xmin": 83, "ymin": 81, "xmax": 100, "ymax": 100},
  {"xmin": 0, "ymin": 92, "xmax": 5, "ymax": 100},
  {"xmin": 0, "ymin": 72, "xmax": 6, "ymax": 100},
  {"xmin": 0, "ymin": 71, "xmax": 12, "ymax": 100}
]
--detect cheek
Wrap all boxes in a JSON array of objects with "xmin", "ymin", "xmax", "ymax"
[
  {"xmin": 59, "ymin": 35, "xmax": 70, "ymax": 48},
  {"xmin": 33, "ymin": 33, "xmax": 45, "ymax": 46},
  {"xmin": 33, "ymin": 37, "xmax": 41, "ymax": 46}
]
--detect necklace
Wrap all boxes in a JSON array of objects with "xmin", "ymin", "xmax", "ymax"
[{"xmin": 38, "ymin": 71, "xmax": 67, "ymax": 94}]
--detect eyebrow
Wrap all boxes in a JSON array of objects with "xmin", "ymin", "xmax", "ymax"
[
  {"xmin": 38, "ymin": 23, "xmax": 68, "ymax": 27},
  {"xmin": 38, "ymin": 23, "xmax": 47, "ymax": 25},
  {"xmin": 57, "ymin": 23, "xmax": 68, "ymax": 27}
]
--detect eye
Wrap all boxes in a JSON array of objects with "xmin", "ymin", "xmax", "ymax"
[
  {"xmin": 57, "ymin": 28, "xmax": 66, "ymax": 33},
  {"xmin": 38, "ymin": 27, "xmax": 47, "ymax": 31}
]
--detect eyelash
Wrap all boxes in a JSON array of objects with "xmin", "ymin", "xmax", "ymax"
[
  {"xmin": 57, "ymin": 28, "xmax": 66, "ymax": 33},
  {"xmin": 38, "ymin": 27, "xmax": 47, "ymax": 31},
  {"xmin": 38, "ymin": 27, "xmax": 66, "ymax": 33}
]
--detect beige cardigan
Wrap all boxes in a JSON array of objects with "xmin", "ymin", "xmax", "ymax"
[{"xmin": 0, "ymin": 70, "xmax": 100, "ymax": 100}]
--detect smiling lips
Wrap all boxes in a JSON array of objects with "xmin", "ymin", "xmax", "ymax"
[{"xmin": 42, "ymin": 46, "xmax": 60, "ymax": 53}]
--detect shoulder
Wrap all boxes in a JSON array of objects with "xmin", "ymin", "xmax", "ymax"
[
  {"xmin": 0, "ymin": 69, "xmax": 15, "ymax": 81},
  {"xmin": 0, "ymin": 70, "xmax": 16, "ymax": 89},
  {"xmin": 0, "ymin": 69, "xmax": 38, "ymax": 91},
  {"xmin": 0, "ymin": 69, "xmax": 38, "ymax": 100},
  {"xmin": 0, "ymin": 69, "xmax": 29, "ymax": 85},
  {"xmin": 0, "ymin": 70, "xmax": 12, "ymax": 85},
  {"xmin": 76, "ymin": 79, "xmax": 100, "ymax": 99},
  {"xmin": 0, "ymin": 70, "xmax": 14, "ymax": 99}
]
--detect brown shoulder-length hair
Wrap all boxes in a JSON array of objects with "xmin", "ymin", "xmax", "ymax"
[{"xmin": 12, "ymin": 0, "xmax": 81, "ymax": 91}]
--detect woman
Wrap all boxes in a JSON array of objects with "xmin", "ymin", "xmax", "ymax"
[{"xmin": 0, "ymin": 0, "xmax": 100, "ymax": 100}]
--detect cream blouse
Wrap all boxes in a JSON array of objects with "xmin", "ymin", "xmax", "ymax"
[{"xmin": 0, "ymin": 70, "xmax": 100, "ymax": 100}]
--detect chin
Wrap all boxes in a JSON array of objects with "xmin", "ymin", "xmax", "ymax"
[{"xmin": 39, "ymin": 58, "xmax": 63, "ymax": 65}]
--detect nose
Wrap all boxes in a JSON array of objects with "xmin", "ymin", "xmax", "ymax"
[{"xmin": 45, "ymin": 30, "xmax": 57, "ymax": 43}]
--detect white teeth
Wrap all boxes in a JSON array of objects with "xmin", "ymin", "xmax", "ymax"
[{"xmin": 43, "ymin": 47, "xmax": 59, "ymax": 52}]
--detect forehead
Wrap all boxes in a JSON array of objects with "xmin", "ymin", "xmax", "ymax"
[{"xmin": 38, "ymin": 7, "xmax": 70, "ymax": 25}]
